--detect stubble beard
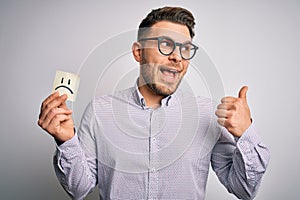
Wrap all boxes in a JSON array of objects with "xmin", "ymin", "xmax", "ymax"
[{"xmin": 140, "ymin": 57, "xmax": 183, "ymax": 97}]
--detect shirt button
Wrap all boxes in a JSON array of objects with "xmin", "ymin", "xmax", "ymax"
[
  {"xmin": 151, "ymin": 168, "xmax": 156, "ymax": 173},
  {"xmin": 152, "ymin": 137, "xmax": 156, "ymax": 142}
]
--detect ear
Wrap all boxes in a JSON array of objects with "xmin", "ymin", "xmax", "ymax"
[{"xmin": 132, "ymin": 42, "xmax": 143, "ymax": 62}]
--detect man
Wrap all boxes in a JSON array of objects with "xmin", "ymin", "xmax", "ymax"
[{"xmin": 38, "ymin": 6, "xmax": 270, "ymax": 200}]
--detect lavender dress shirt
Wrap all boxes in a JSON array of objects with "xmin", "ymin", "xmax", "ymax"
[{"xmin": 53, "ymin": 86, "xmax": 270, "ymax": 200}]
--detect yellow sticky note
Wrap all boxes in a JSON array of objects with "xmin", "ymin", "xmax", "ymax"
[{"xmin": 52, "ymin": 70, "xmax": 80, "ymax": 101}]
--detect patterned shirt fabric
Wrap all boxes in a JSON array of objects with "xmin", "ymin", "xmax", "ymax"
[{"xmin": 53, "ymin": 85, "xmax": 270, "ymax": 200}]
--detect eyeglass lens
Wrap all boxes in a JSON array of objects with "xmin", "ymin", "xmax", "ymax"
[{"xmin": 158, "ymin": 37, "xmax": 197, "ymax": 60}]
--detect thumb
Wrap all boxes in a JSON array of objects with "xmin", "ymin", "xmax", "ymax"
[{"xmin": 238, "ymin": 86, "xmax": 248, "ymax": 99}]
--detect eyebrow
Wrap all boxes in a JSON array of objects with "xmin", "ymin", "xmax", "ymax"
[{"xmin": 148, "ymin": 35, "xmax": 192, "ymax": 43}]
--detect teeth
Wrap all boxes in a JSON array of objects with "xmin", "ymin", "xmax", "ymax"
[
  {"xmin": 164, "ymin": 69, "xmax": 177, "ymax": 74},
  {"xmin": 161, "ymin": 68, "xmax": 178, "ymax": 79}
]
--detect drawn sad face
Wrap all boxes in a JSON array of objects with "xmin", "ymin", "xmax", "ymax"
[
  {"xmin": 52, "ymin": 70, "xmax": 80, "ymax": 102},
  {"xmin": 56, "ymin": 77, "xmax": 74, "ymax": 94}
]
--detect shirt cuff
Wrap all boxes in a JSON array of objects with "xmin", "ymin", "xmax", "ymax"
[
  {"xmin": 236, "ymin": 122, "xmax": 262, "ymax": 155},
  {"xmin": 55, "ymin": 134, "xmax": 82, "ymax": 160}
]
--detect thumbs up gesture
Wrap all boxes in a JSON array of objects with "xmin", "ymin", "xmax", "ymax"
[{"xmin": 215, "ymin": 86, "xmax": 252, "ymax": 137}]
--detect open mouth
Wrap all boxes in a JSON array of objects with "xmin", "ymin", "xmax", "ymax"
[{"xmin": 160, "ymin": 68, "xmax": 179, "ymax": 79}]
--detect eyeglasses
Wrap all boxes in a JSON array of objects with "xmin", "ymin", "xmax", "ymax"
[{"xmin": 139, "ymin": 36, "xmax": 198, "ymax": 60}]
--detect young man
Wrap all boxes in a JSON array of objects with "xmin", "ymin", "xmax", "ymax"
[{"xmin": 38, "ymin": 6, "xmax": 270, "ymax": 200}]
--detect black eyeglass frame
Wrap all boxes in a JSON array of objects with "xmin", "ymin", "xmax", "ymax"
[{"xmin": 138, "ymin": 36, "xmax": 199, "ymax": 60}]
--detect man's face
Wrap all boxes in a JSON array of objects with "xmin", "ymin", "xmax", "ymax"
[{"xmin": 139, "ymin": 21, "xmax": 191, "ymax": 96}]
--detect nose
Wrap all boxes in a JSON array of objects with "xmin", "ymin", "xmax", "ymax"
[{"xmin": 168, "ymin": 46, "xmax": 182, "ymax": 63}]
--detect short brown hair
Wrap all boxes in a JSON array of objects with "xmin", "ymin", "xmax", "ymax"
[{"xmin": 138, "ymin": 6, "xmax": 196, "ymax": 40}]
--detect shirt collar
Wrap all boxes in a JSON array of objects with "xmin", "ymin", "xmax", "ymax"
[{"xmin": 133, "ymin": 79, "xmax": 174, "ymax": 109}]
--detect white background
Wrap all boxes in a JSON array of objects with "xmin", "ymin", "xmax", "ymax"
[{"xmin": 0, "ymin": 1, "xmax": 299, "ymax": 199}]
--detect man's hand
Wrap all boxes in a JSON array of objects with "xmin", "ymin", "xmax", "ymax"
[
  {"xmin": 215, "ymin": 86, "xmax": 252, "ymax": 137},
  {"xmin": 38, "ymin": 92, "xmax": 75, "ymax": 143}
]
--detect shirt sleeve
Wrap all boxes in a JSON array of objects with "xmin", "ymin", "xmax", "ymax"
[
  {"xmin": 211, "ymin": 122, "xmax": 270, "ymax": 200},
  {"xmin": 53, "ymin": 102, "xmax": 98, "ymax": 200}
]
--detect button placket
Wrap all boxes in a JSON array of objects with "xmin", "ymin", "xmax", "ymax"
[{"xmin": 148, "ymin": 110, "xmax": 160, "ymax": 199}]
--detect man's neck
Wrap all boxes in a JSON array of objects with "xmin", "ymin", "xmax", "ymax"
[{"xmin": 138, "ymin": 79, "xmax": 165, "ymax": 109}]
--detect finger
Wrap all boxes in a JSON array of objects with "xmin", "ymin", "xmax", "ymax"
[
  {"xmin": 59, "ymin": 100, "xmax": 68, "ymax": 109},
  {"xmin": 41, "ymin": 92, "xmax": 60, "ymax": 111},
  {"xmin": 39, "ymin": 94, "xmax": 68, "ymax": 122},
  {"xmin": 238, "ymin": 86, "xmax": 248, "ymax": 100},
  {"xmin": 217, "ymin": 118, "xmax": 227, "ymax": 127},
  {"xmin": 47, "ymin": 114, "xmax": 73, "ymax": 135},
  {"xmin": 217, "ymin": 103, "xmax": 235, "ymax": 110},
  {"xmin": 39, "ymin": 107, "xmax": 72, "ymax": 130},
  {"xmin": 39, "ymin": 107, "xmax": 72, "ymax": 128},
  {"xmin": 217, "ymin": 117, "xmax": 232, "ymax": 128},
  {"xmin": 215, "ymin": 109, "xmax": 229, "ymax": 118},
  {"xmin": 221, "ymin": 96, "xmax": 237, "ymax": 103},
  {"xmin": 39, "ymin": 94, "xmax": 68, "ymax": 121},
  {"xmin": 39, "ymin": 92, "xmax": 61, "ymax": 119}
]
